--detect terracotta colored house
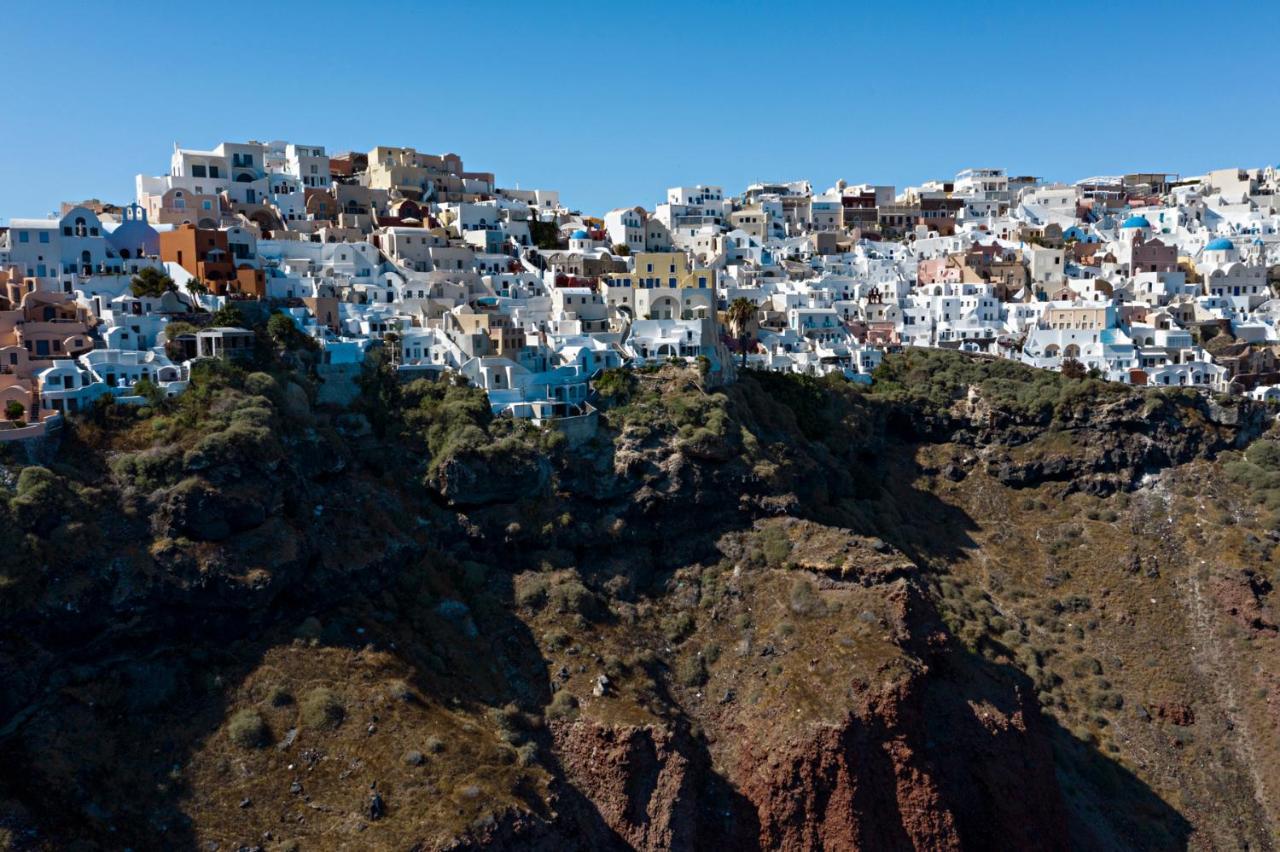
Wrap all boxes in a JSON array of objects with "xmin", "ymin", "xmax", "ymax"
[
  {"xmin": 0, "ymin": 281, "xmax": 96, "ymax": 422},
  {"xmin": 302, "ymin": 296, "xmax": 340, "ymax": 332},
  {"xmin": 159, "ymin": 224, "xmax": 264, "ymax": 297},
  {"xmin": 0, "ymin": 287, "xmax": 95, "ymax": 378}
]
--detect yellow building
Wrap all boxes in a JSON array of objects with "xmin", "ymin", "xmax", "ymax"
[
  {"xmin": 607, "ymin": 253, "xmax": 714, "ymax": 290},
  {"xmin": 603, "ymin": 253, "xmax": 716, "ymax": 320},
  {"xmin": 631, "ymin": 252, "xmax": 686, "ymax": 288}
]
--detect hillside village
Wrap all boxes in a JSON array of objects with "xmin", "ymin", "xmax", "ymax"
[{"xmin": 2, "ymin": 142, "xmax": 1280, "ymax": 441}]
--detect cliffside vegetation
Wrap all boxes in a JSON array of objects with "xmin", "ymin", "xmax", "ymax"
[{"xmin": 0, "ymin": 347, "xmax": 1277, "ymax": 851}]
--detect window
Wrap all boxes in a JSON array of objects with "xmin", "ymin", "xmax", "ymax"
[
  {"xmin": 18, "ymin": 232, "xmax": 28, "ymax": 243},
  {"xmin": 209, "ymin": 166, "xmax": 220, "ymax": 178},
  {"xmin": 191, "ymin": 165, "xmax": 207, "ymax": 177},
  {"xmin": 39, "ymin": 232, "xmax": 48, "ymax": 244}
]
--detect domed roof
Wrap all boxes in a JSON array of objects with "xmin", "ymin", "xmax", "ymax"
[
  {"xmin": 570, "ymin": 229, "xmax": 589, "ymax": 240},
  {"xmin": 1120, "ymin": 215, "xmax": 1150, "ymax": 229},
  {"xmin": 1205, "ymin": 237, "xmax": 1235, "ymax": 251}
]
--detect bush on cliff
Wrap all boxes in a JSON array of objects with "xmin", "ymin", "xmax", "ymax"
[
  {"xmin": 300, "ymin": 687, "xmax": 345, "ymax": 731},
  {"xmin": 593, "ymin": 368, "xmax": 637, "ymax": 405},
  {"xmin": 10, "ymin": 467, "xmax": 83, "ymax": 535},
  {"xmin": 1225, "ymin": 438, "xmax": 1280, "ymax": 525},
  {"xmin": 397, "ymin": 378, "xmax": 556, "ymax": 482},
  {"xmin": 545, "ymin": 689, "xmax": 578, "ymax": 721},
  {"xmin": 869, "ymin": 348, "xmax": 1128, "ymax": 422},
  {"xmin": 597, "ymin": 367, "xmax": 734, "ymax": 457},
  {"xmin": 227, "ymin": 709, "xmax": 270, "ymax": 749}
]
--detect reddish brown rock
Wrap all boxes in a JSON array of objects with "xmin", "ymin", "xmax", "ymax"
[{"xmin": 1154, "ymin": 702, "xmax": 1196, "ymax": 727}]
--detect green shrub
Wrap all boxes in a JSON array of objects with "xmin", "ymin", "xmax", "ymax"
[
  {"xmin": 515, "ymin": 575, "xmax": 549, "ymax": 610},
  {"xmin": 661, "ymin": 611, "xmax": 695, "ymax": 643},
  {"xmin": 546, "ymin": 689, "xmax": 579, "ymax": 721},
  {"xmin": 492, "ymin": 702, "xmax": 531, "ymax": 744},
  {"xmin": 789, "ymin": 577, "xmax": 824, "ymax": 617},
  {"xmin": 1245, "ymin": 440, "xmax": 1280, "ymax": 472},
  {"xmin": 299, "ymin": 687, "xmax": 344, "ymax": 730},
  {"xmin": 602, "ymin": 654, "xmax": 628, "ymax": 680},
  {"xmin": 868, "ymin": 348, "xmax": 1130, "ymax": 424},
  {"xmin": 1070, "ymin": 657, "xmax": 1103, "ymax": 677},
  {"xmin": 183, "ymin": 420, "xmax": 279, "ymax": 473},
  {"xmin": 759, "ymin": 525, "xmax": 792, "ymax": 568},
  {"xmin": 9, "ymin": 467, "xmax": 80, "ymax": 534},
  {"xmin": 243, "ymin": 372, "xmax": 279, "ymax": 397},
  {"xmin": 228, "ymin": 709, "xmax": 270, "ymax": 748},
  {"xmin": 542, "ymin": 629, "xmax": 571, "ymax": 651},
  {"xmin": 112, "ymin": 445, "xmax": 184, "ymax": 492},
  {"xmin": 674, "ymin": 654, "xmax": 708, "ymax": 688},
  {"xmin": 593, "ymin": 368, "xmax": 637, "ymax": 405},
  {"xmin": 548, "ymin": 576, "xmax": 604, "ymax": 621},
  {"xmin": 132, "ymin": 378, "xmax": 165, "ymax": 407},
  {"xmin": 1091, "ymin": 691, "xmax": 1125, "ymax": 711},
  {"xmin": 516, "ymin": 741, "xmax": 540, "ymax": 767}
]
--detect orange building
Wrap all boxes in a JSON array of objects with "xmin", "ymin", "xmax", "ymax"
[{"xmin": 159, "ymin": 224, "xmax": 264, "ymax": 297}]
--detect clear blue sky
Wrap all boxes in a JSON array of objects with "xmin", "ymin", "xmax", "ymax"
[{"xmin": 2, "ymin": 0, "xmax": 1277, "ymax": 222}]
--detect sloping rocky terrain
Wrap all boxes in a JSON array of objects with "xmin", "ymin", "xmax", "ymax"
[{"xmin": 0, "ymin": 349, "xmax": 1277, "ymax": 851}]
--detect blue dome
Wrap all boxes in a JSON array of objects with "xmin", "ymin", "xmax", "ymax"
[
  {"xmin": 1120, "ymin": 215, "xmax": 1150, "ymax": 229},
  {"xmin": 1205, "ymin": 237, "xmax": 1235, "ymax": 251},
  {"xmin": 570, "ymin": 229, "xmax": 589, "ymax": 240}
]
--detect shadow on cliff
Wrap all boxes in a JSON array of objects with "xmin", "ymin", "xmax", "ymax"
[
  {"xmin": 857, "ymin": 444, "xmax": 1193, "ymax": 851},
  {"xmin": 921, "ymin": 635, "xmax": 1192, "ymax": 851},
  {"xmin": 0, "ymin": 605, "xmax": 262, "ymax": 847},
  {"xmin": 408, "ymin": 563, "xmax": 634, "ymax": 850},
  {"xmin": 454, "ymin": 552, "xmax": 762, "ymax": 850},
  {"xmin": 0, "ymin": 549, "xmax": 634, "ymax": 850},
  {"xmin": 1046, "ymin": 715, "xmax": 1193, "ymax": 850},
  {"xmin": 531, "ymin": 433, "xmax": 1190, "ymax": 849}
]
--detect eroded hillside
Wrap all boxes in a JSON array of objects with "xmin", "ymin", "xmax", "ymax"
[{"xmin": 0, "ymin": 350, "xmax": 1277, "ymax": 851}]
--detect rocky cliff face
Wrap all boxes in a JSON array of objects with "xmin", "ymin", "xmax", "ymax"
[{"xmin": 0, "ymin": 353, "xmax": 1274, "ymax": 851}]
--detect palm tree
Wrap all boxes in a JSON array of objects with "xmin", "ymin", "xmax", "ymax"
[
  {"xmin": 384, "ymin": 330, "xmax": 402, "ymax": 367},
  {"xmin": 725, "ymin": 297, "xmax": 757, "ymax": 369},
  {"xmin": 130, "ymin": 266, "xmax": 176, "ymax": 298}
]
